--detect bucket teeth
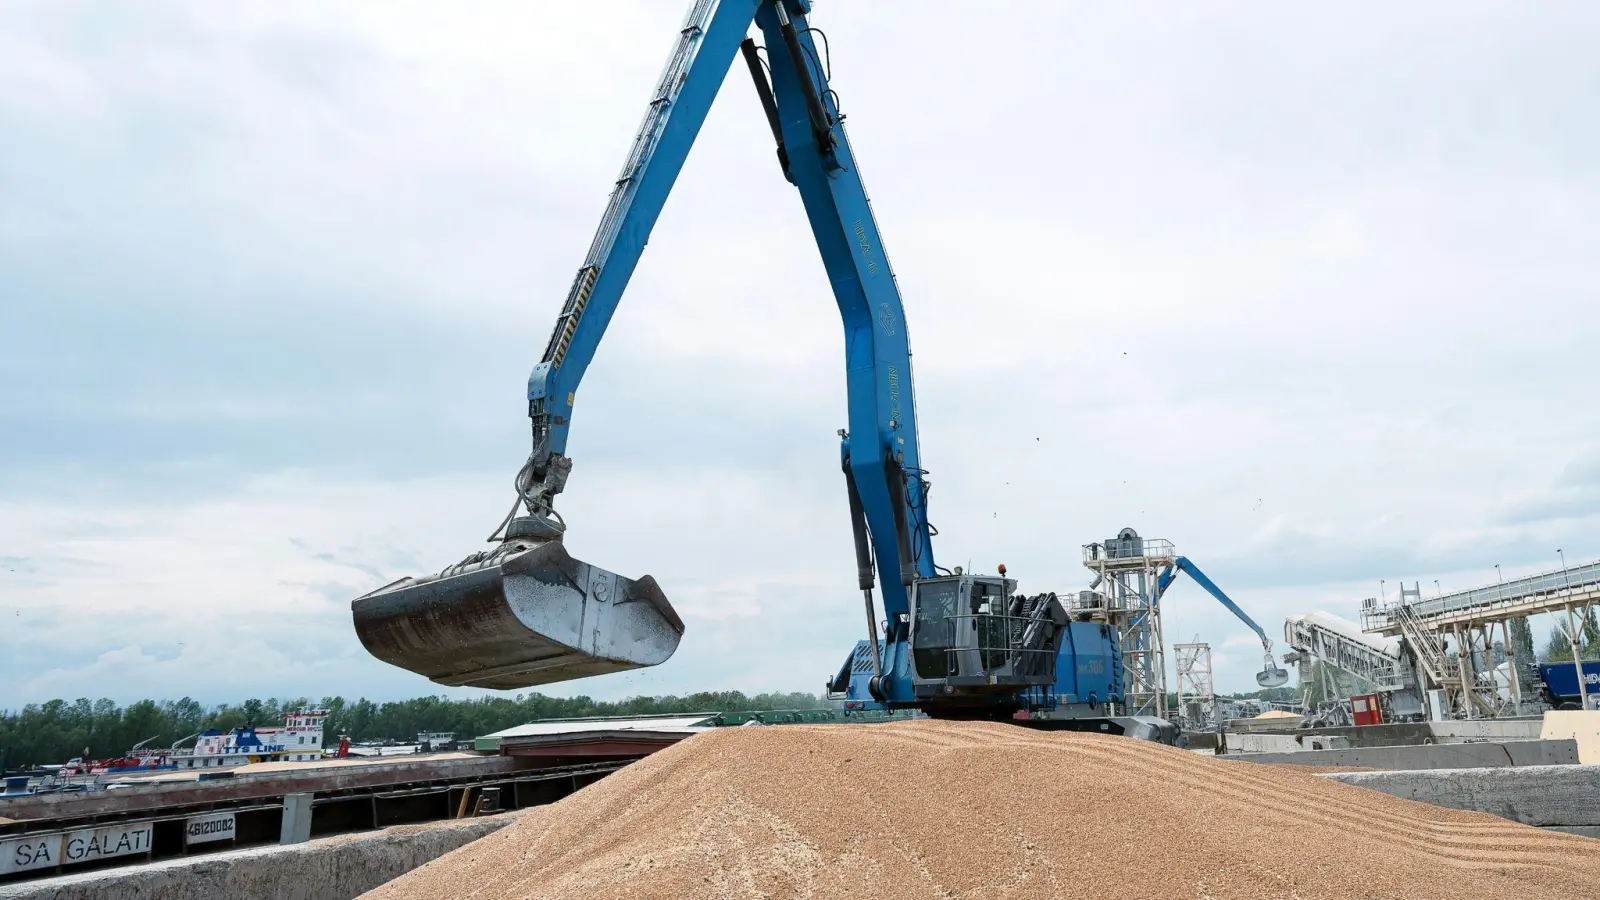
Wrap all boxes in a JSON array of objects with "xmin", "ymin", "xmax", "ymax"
[{"xmin": 350, "ymin": 541, "xmax": 683, "ymax": 690}]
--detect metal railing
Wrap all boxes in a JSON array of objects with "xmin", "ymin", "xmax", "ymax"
[
  {"xmin": 1365, "ymin": 559, "xmax": 1600, "ymax": 628},
  {"xmin": 1393, "ymin": 602, "xmax": 1454, "ymax": 685},
  {"xmin": 1069, "ymin": 590, "xmax": 1106, "ymax": 611},
  {"xmin": 941, "ymin": 614, "xmax": 1058, "ymax": 680},
  {"xmin": 1083, "ymin": 538, "xmax": 1176, "ymax": 564},
  {"xmin": 1369, "ymin": 661, "xmax": 1408, "ymax": 690}
]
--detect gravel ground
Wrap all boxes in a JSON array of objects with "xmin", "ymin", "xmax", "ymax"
[{"xmin": 363, "ymin": 719, "xmax": 1600, "ymax": 900}]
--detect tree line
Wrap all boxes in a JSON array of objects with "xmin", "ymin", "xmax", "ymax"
[
  {"xmin": 0, "ymin": 690, "xmax": 827, "ymax": 769},
  {"xmin": 1542, "ymin": 608, "xmax": 1600, "ymax": 663}
]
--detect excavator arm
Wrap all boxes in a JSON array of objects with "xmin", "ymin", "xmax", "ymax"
[
  {"xmin": 518, "ymin": 0, "xmax": 764, "ymax": 535},
  {"xmin": 352, "ymin": 0, "xmax": 935, "ymax": 691},
  {"xmin": 1157, "ymin": 557, "xmax": 1290, "ymax": 689}
]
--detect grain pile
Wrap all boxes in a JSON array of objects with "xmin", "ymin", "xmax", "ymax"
[{"xmin": 365, "ymin": 720, "xmax": 1600, "ymax": 900}]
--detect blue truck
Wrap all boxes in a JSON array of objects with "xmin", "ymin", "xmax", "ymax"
[{"xmin": 1538, "ymin": 660, "xmax": 1600, "ymax": 708}]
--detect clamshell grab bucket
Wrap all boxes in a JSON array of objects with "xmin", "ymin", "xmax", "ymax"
[
  {"xmin": 1256, "ymin": 658, "xmax": 1291, "ymax": 689},
  {"xmin": 351, "ymin": 540, "xmax": 683, "ymax": 690}
]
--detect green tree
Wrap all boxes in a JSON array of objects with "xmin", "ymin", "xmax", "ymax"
[
  {"xmin": 0, "ymin": 689, "xmax": 831, "ymax": 768},
  {"xmin": 1543, "ymin": 608, "xmax": 1600, "ymax": 663},
  {"xmin": 1509, "ymin": 617, "xmax": 1537, "ymax": 667}
]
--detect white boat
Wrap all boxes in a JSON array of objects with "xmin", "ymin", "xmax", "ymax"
[{"xmin": 63, "ymin": 709, "xmax": 333, "ymax": 774}]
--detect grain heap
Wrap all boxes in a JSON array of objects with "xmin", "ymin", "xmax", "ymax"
[{"xmin": 366, "ymin": 720, "xmax": 1600, "ymax": 900}]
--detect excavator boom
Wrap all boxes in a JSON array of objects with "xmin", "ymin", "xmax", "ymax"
[
  {"xmin": 1157, "ymin": 556, "xmax": 1290, "ymax": 689},
  {"xmin": 353, "ymin": 0, "xmax": 932, "ymax": 691}
]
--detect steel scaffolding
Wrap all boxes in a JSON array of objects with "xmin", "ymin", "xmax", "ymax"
[
  {"xmin": 1080, "ymin": 528, "xmax": 1175, "ymax": 719},
  {"xmin": 1173, "ymin": 641, "xmax": 1216, "ymax": 729},
  {"xmin": 1360, "ymin": 556, "xmax": 1600, "ymax": 718}
]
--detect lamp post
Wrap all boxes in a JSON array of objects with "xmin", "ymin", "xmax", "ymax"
[{"xmin": 1434, "ymin": 579, "xmax": 1442, "ymax": 598}]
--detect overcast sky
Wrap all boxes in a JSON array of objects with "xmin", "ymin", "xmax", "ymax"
[{"xmin": 2, "ymin": 1, "xmax": 1597, "ymax": 710}]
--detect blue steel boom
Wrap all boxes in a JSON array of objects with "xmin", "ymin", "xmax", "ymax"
[
  {"xmin": 1157, "ymin": 557, "xmax": 1290, "ymax": 689},
  {"xmin": 351, "ymin": 0, "xmax": 1169, "ymax": 739},
  {"xmin": 523, "ymin": 0, "xmax": 934, "ymax": 637}
]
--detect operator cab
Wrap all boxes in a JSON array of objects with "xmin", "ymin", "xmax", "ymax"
[{"xmin": 909, "ymin": 572, "xmax": 1064, "ymax": 692}]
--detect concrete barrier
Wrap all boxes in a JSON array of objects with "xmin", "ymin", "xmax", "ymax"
[
  {"xmin": 1221, "ymin": 719, "xmax": 1548, "ymax": 749},
  {"xmin": 1322, "ymin": 764, "xmax": 1600, "ymax": 829},
  {"xmin": 1428, "ymin": 719, "xmax": 1546, "ymax": 742},
  {"xmin": 0, "ymin": 812, "xmax": 520, "ymax": 900},
  {"xmin": 1225, "ymin": 733, "xmax": 1349, "ymax": 753},
  {"xmin": 1542, "ymin": 710, "xmax": 1600, "ymax": 764},
  {"xmin": 1229, "ymin": 738, "xmax": 1579, "ymax": 770}
]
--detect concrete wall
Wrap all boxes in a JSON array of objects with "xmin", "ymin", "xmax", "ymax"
[
  {"xmin": 0, "ymin": 813, "xmax": 520, "ymax": 900},
  {"xmin": 1214, "ymin": 718, "xmax": 1550, "ymax": 755},
  {"xmin": 1224, "ymin": 733, "xmax": 1350, "ymax": 753},
  {"xmin": 1429, "ymin": 718, "xmax": 1545, "ymax": 742},
  {"xmin": 1275, "ymin": 719, "xmax": 1545, "ymax": 748},
  {"xmin": 1323, "ymin": 765, "xmax": 1600, "ymax": 829},
  {"xmin": 1223, "ymin": 733, "xmax": 1299, "ymax": 753},
  {"xmin": 1230, "ymin": 738, "xmax": 1579, "ymax": 770},
  {"xmin": 1230, "ymin": 722, "xmax": 1435, "ymax": 747}
]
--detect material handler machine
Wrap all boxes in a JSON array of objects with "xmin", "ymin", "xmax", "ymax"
[{"xmin": 352, "ymin": 0, "xmax": 1170, "ymax": 740}]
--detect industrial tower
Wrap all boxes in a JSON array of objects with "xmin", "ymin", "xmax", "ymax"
[{"xmin": 1080, "ymin": 528, "xmax": 1175, "ymax": 719}]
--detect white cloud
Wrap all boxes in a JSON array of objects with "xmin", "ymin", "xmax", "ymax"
[{"xmin": 2, "ymin": 0, "xmax": 1598, "ymax": 707}]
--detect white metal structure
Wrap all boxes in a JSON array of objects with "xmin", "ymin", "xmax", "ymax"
[
  {"xmin": 1364, "ymin": 560, "xmax": 1600, "ymax": 630},
  {"xmin": 1173, "ymin": 641, "xmax": 1215, "ymax": 729},
  {"xmin": 1284, "ymin": 612, "xmax": 1403, "ymax": 684},
  {"xmin": 1360, "ymin": 557, "xmax": 1600, "ymax": 718},
  {"xmin": 1282, "ymin": 612, "xmax": 1425, "ymax": 718},
  {"xmin": 1080, "ymin": 528, "xmax": 1175, "ymax": 719}
]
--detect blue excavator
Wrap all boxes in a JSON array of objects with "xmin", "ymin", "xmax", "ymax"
[{"xmin": 351, "ymin": 0, "xmax": 1170, "ymax": 741}]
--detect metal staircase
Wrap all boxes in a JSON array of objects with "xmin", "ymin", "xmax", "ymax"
[{"xmin": 1391, "ymin": 602, "xmax": 1456, "ymax": 688}]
